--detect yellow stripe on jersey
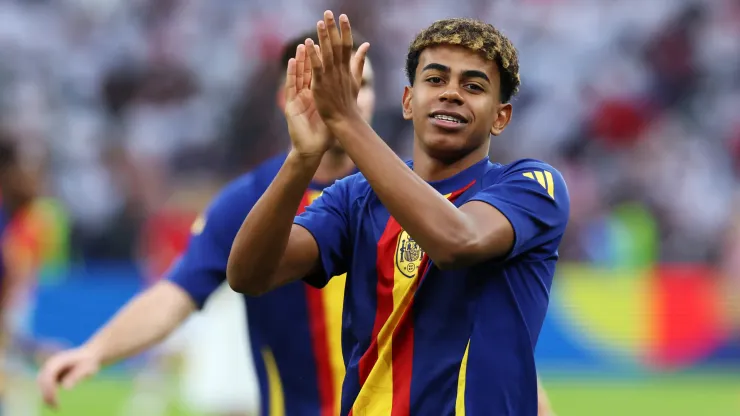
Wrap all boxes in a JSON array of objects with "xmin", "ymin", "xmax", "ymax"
[
  {"xmin": 353, "ymin": 230, "xmax": 422, "ymax": 414},
  {"xmin": 543, "ymin": 170, "xmax": 555, "ymax": 199},
  {"xmin": 262, "ymin": 348, "xmax": 285, "ymax": 416},
  {"xmin": 308, "ymin": 189, "xmax": 346, "ymax": 415},
  {"xmin": 455, "ymin": 340, "xmax": 471, "ymax": 415},
  {"xmin": 322, "ymin": 273, "xmax": 347, "ymax": 415},
  {"xmin": 523, "ymin": 171, "xmax": 555, "ymax": 200}
]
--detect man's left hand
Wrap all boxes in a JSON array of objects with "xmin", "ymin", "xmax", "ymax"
[{"xmin": 306, "ymin": 11, "xmax": 370, "ymax": 125}]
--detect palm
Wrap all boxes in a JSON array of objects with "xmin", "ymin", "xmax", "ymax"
[{"xmin": 284, "ymin": 44, "xmax": 330, "ymax": 157}]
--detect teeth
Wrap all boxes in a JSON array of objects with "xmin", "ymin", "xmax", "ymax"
[{"xmin": 433, "ymin": 114, "xmax": 463, "ymax": 123}]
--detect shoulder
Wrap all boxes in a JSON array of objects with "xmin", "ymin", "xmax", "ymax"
[
  {"xmin": 494, "ymin": 159, "xmax": 567, "ymax": 192},
  {"xmin": 480, "ymin": 158, "xmax": 569, "ymax": 208},
  {"xmin": 500, "ymin": 158, "xmax": 564, "ymax": 179},
  {"xmin": 199, "ymin": 154, "xmax": 288, "ymax": 235},
  {"xmin": 210, "ymin": 152, "xmax": 288, "ymax": 213}
]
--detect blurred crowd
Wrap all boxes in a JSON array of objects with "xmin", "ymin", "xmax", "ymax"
[{"xmin": 1, "ymin": 0, "xmax": 739, "ymax": 280}]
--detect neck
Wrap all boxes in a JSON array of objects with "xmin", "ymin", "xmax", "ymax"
[
  {"xmin": 411, "ymin": 141, "xmax": 490, "ymax": 182},
  {"xmin": 312, "ymin": 149, "xmax": 356, "ymax": 184}
]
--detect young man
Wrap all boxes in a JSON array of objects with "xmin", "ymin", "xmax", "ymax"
[
  {"xmin": 227, "ymin": 13, "xmax": 569, "ymax": 416},
  {"xmin": 36, "ymin": 31, "xmax": 376, "ymax": 416}
]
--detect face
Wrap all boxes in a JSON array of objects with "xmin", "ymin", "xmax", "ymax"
[{"xmin": 402, "ymin": 45, "xmax": 512, "ymax": 161}]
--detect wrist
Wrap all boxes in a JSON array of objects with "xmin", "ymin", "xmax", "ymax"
[
  {"xmin": 286, "ymin": 149, "xmax": 324, "ymax": 171},
  {"xmin": 325, "ymin": 110, "xmax": 364, "ymax": 135},
  {"xmin": 80, "ymin": 341, "xmax": 105, "ymax": 363}
]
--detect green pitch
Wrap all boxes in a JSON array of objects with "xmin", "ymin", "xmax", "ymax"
[{"xmin": 12, "ymin": 373, "xmax": 737, "ymax": 416}]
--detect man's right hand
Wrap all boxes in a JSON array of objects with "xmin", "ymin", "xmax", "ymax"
[
  {"xmin": 37, "ymin": 346, "xmax": 102, "ymax": 409},
  {"xmin": 284, "ymin": 43, "xmax": 333, "ymax": 160}
]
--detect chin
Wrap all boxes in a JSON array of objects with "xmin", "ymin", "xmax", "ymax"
[{"xmin": 420, "ymin": 131, "xmax": 489, "ymax": 162}]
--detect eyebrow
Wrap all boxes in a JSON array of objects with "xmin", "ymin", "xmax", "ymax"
[{"xmin": 421, "ymin": 63, "xmax": 491, "ymax": 83}]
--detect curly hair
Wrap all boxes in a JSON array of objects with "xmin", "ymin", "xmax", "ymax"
[{"xmin": 405, "ymin": 18, "xmax": 520, "ymax": 103}]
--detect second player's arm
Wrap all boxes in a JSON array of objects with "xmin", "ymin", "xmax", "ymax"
[
  {"xmin": 226, "ymin": 151, "xmax": 323, "ymax": 296},
  {"xmin": 328, "ymin": 116, "xmax": 512, "ymax": 268},
  {"xmin": 82, "ymin": 281, "xmax": 195, "ymax": 365}
]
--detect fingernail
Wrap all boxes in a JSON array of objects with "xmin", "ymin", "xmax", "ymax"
[
  {"xmin": 325, "ymin": 10, "xmax": 333, "ymax": 19},
  {"xmin": 340, "ymin": 14, "xmax": 348, "ymax": 22},
  {"xmin": 318, "ymin": 21, "xmax": 325, "ymax": 29}
]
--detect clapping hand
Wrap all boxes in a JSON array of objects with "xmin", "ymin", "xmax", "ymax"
[{"xmin": 305, "ymin": 11, "xmax": 370, "ymax": 126}]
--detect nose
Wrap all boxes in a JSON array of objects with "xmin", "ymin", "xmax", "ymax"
[{"xmin": 438, "ymin": 88, "xmax": 464, "ymax": 105}]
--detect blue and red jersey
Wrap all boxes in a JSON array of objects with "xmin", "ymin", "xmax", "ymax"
[
  {"xmin": 294, "ymin": 157, "xmax": 569, "ymax": 415},
  {"xmin": 168, "ymin": 153, "xmax": 347, "ymax": 416}
]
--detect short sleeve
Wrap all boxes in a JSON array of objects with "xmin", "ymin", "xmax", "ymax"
[
  {"xmin": 167, "ymin": 176, "xmax": 262, "ymax": 308},
  {"xmin": 467, "ymin": 161, "xmax": 570, "ymax": 260},
  {"xmin": 293, "ymin": 176, "xmax": 352, "ymax": 288}
]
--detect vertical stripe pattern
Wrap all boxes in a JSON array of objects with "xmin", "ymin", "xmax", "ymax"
[
  {"xmin": 261, "ymin": 348, "xmax": 285, "ymax": 416},
  {"xmin": 455, "ymin": 340, "xmax": 471, "ymax": 415},
  {"xmin": 301, "ymin": 190, "xmax": 343, "ymax": 415},
  {"xmin": 352, "ymin": 182, "xmax": 476, "ymax": 415}
]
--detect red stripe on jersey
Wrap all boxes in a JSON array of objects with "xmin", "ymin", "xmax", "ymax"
[
  {"xmin": 305, "ymin": 287, "xmax": 337, "ymax": 415},
  {"xmin": 358, "ymin": 217, "xmax": 400, "ymax": 383},
  {"xmin": 298, "ymin": 190, "xmax": 336, "ymax": 415},
  {"xmin": 389, "ymin": 181, "xmax": 476, "ymax": 414}
]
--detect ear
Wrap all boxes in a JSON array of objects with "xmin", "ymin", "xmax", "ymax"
[
  {"xmin": 402, "ymin": 86, "xmax": 413, "ymax": 120},
  {"xmin": 490, "ymin": 103, "xmax": 513, "ymax": 136},
  {"xmin": 276, "ymin": 80, "xmax": 287, "ymax": 112}
]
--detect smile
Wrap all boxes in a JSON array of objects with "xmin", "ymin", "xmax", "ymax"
[{"xmin": 428, "ymin": 111, "xmax": 468, "ymax": 130}]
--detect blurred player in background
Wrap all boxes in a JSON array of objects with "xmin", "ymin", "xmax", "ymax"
[
  {"xmin": 227, "ymin": 13, "xmax": 567, "ymax": 416},
  {"xmin": 37, "ymin": 30, "xmax": 376, "ymax": 416},
  {"xmin": 0, "ymin": 130, "xmax": 40, "ymax": 415}
]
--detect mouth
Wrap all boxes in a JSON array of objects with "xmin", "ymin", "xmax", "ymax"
[{"xmin": 428, "ymin": 110, "xmax": 468, "ymax": 130}]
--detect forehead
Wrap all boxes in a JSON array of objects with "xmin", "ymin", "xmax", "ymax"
[{"xmin": 417, "ymin": 44, "xmax": 498, "ymax": 80}]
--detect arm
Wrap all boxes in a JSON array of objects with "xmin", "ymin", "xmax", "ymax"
[
  {"xmin": 38, "ymin": 281, "xmax": 195, "ymax": 407},
  {"xmin": 82, "ymin": 281, "xmax": 195, "ymax": 365},
  {"xmin": 329, "ymin": 118, "xmax": 512, "ymax": 268},
  {"xmin": 226, "ymin": 151, "xmax": 323, "ymax": 295}
]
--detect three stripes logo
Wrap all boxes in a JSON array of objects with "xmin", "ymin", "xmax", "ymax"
[{"xmin": 522, "ymin": 171, "xmax": 555, "ymax": 200}]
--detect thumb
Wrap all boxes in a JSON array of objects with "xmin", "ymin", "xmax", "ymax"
[
  {"xmin": 60, "ymin": 362, "xmax": 96, "ymax": 390},
  {"xmin": 351, "ymin": 42, "xmax": 370, "ymax": 90}
]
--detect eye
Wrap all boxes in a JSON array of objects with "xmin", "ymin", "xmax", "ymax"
[
  {"xmin": 465, "ymin": 83, "xmax": 483, "ymax": 92},
  {"xmin": 426, "ymin": 76, "xmax": 443, "ymax": 84}
]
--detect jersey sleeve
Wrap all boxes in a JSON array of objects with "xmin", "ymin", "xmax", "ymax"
[
  {"xmin": 467, "ymin": 161, "xmax": 570, "ymax": 261},
  {"xmin": 166, "ymin": 176, "xmax": 262, "ymax": 308},
  {"xmin": 293, "ymin": 176, "xmax": 353, "ymax": 288}
]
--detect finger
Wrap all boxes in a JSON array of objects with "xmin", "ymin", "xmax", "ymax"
[
  {"xmin": 60, "ymin": 364, "xmax": 91, "ymax": 390},
  {"xmin": 295, "ymin": 44, "xmax": 305, "ymax": 93},
  {"xmin": 38, "ymin": 362, "xmax": 65, "ymax": 408},
  {"xmin": 303, "ymin": 46, "xmax": 314, "ymax": 90},
  {"xmin": 316, "ymin": 19, "xmax": 333, "ymax": 70},
  {"xmin": 323, "ymin": 11, "xmax": 342, "ymax": 66},
  {"xmin": 351, "ymin": 42, "xmax": 370, "ymax": 87},
  {"xmin": 339, "ymin": 14, "xmax": 353, "ymax": 68},
  {"xmin": 305, "ymin": 39, "xmax": 323, "ymax": 83},
  {"xmin": 284, "ymin": 58, "xmax": 297, "ymax": 102}
]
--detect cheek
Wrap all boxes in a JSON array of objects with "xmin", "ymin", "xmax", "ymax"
[{"xmin": 357, "ymin": 89, "xmax": 376, "ymax": 120}]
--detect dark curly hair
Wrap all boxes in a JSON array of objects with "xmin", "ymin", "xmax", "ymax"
[{"xmin": 405, "ymin": 18, "xmax": 521, "ymax": 103}]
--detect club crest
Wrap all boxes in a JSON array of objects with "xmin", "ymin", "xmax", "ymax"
[{"xmin": 395, "ymin": 230, "xmax": 424, "ymax": 278}]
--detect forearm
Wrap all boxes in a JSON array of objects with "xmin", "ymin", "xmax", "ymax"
[
  {"xmin": 328, "ymin": 117, "xmax": 473, "ymax": 266},
  {"xmin": 227, "ymin": 150, "xmax": 320, "ymax": 294},
  {"xmin": 84, "ymin": 281, "xmax": 195, "ymax": 366}
]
